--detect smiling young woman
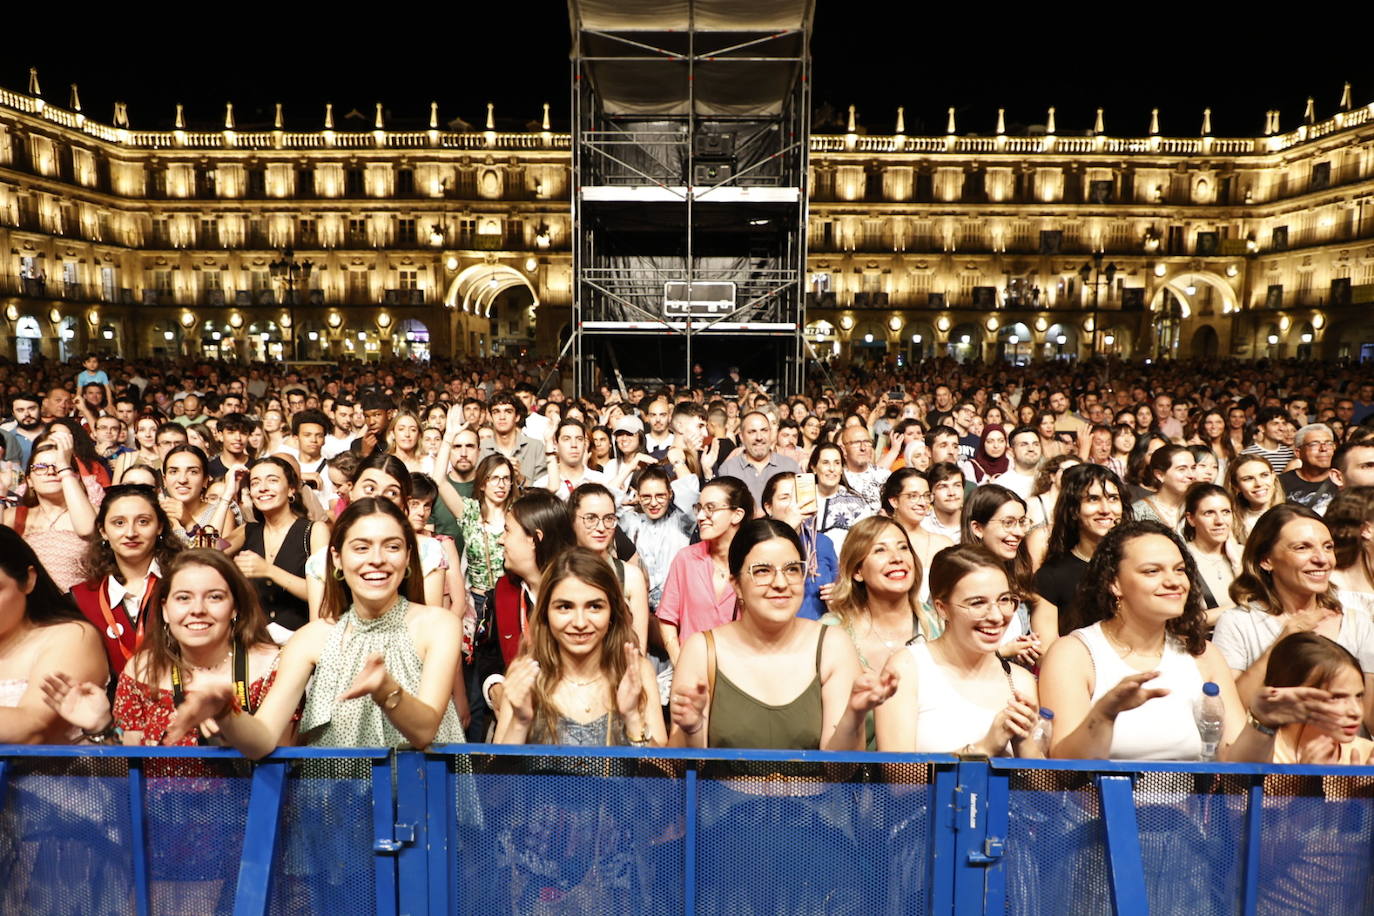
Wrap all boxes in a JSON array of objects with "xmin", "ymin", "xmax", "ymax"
[
  {"xmin": 1215, "ymin": 505, "xmax": 1374, "ymax": 733},
  {"xmin": 160, "ymin": 499, "xmax": 465, "ymax": 755},
  {"xmin": 875, "ymin": 545, "xmax": 1040, "ymax": 756},
  {"xmin": 494, "ymin": 548, "xmax": 664, "ymax": 747}
]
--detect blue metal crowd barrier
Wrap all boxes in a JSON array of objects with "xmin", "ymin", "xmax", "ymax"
[{"xmin": 2, "ymin": 743, "xmax": 1374, "ymax": 915}]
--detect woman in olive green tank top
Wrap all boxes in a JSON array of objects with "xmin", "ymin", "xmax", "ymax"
[{"xmin": 668, "ymin": 519, "xmax": 898, "ymax": 750}]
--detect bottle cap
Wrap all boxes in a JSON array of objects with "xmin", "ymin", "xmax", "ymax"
[
  {"xmin": 1202, "ymin": 681, "xmax": 1220, "ymax": 697},
  {"xmin": 1038, "ymin": 707, "xmax": 1054, "ymax": 719}
]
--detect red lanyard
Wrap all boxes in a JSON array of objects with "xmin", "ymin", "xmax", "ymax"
[{"xmin": 96, "ymin": 573, "xmax": 156, "ymax": 663}]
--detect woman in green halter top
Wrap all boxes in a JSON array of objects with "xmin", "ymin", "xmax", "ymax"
[
  {"xmin": 668, "ymin": 519, "xmax": 898, "ymax": 751},
  {"xmin": 164, "ymin": 497, "xmax": 465, "ymax": 754}
]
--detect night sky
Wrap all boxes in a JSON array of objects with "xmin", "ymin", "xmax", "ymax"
[{"xmin": 3, "ymin": 7, "xmax": 1370, "ymax": 138}]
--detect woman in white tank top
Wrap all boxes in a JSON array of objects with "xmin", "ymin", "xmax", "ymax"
[
  {"xmin": 876, "ymin": 546, "xmax": 1040, "ymax": 756},
  {"xmin": 1040, "ymin": 520, "xmax": 1305, "ymax": 761}
]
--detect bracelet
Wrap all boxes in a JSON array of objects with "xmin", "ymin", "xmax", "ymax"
[
  {"xmin": 1247, "ymin": 710, "xmax": 1278, "ymax": 737},
  {"xmin": 482, "ymin": 674, "xmax": 506, "ymax": 707},
  {"xmin": 82, "ymin": 723, "xmax": 121, "ymax": 745},
  {"xmin": 378, "ymin": 686, "xmax": 404, "ymax": 711},
  {"xmin": 627, "ymin": 730, "xmax": 652, "ymax": 747}
]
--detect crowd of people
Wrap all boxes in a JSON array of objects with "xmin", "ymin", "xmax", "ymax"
[{"xmin": 3, "ymin": 351, "xmax": 1374, "ymax": 768}]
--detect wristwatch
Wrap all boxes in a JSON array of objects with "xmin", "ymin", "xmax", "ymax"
[{"xmin": 1246, "ymin": 710, "xmax": 1278, "ymax": 736}]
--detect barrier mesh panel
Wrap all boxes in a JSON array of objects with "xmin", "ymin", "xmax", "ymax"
[
  {"xmin": 269, "ymin": 759, "xmax": 377, "ymax": 915},
  {"xmin": 695, "ymin": 761, "xmax": 934, "ymax": 916},
  {"xmin": 142, "ymin": 758, "xmax": 253, "ymax": 915},
  {"xmin": 453, "ymin": 754, "xmax": 687, "ymax": 916},
  {"xmin": 0, "ymin": 757, "xmax": 135, "ymax": 916},
  {"xmin": 1003, "ymin": 768, "xmax": 1108, "ymax": 914},
  {"xmin": 1254, "ymin": 773, "xmax": 1374, "ymax": 915},
  {"xmin": 1132, "ymin": 771, "xmax": 1249, "ymax": 916}
]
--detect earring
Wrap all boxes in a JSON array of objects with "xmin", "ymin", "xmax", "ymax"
[
  {"xmin": 402, "ymin": 566, "xmax": 412, "ymax": 580},
  {"xmin": 332, "ymin": 567, "xmax": 345, "ymax": 580}
]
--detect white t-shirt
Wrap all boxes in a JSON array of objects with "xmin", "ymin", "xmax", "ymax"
[
  {"xmin": 531, "ymin": 467, "xmax": 609, "ymax": 500},
  {"xmin": 322, "ymin": 434, "xmax": 355, "ymax": 460}
]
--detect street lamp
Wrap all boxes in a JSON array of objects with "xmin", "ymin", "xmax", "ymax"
[
  {"xmin": 1078, "ymin": 253, "xmax": 1117, "ymax": 360},
  {"xmin": 270, "ymin": 248, "xmax": 314, "ymax": 362}
]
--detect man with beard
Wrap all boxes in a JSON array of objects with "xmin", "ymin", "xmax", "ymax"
[
  {"xmin": 2, "ymin": 393, "xmax": 44, "ymax": 465},
  {"xmin": 348, "ymin": 393, "xmax": 394, "ymax": 459},
  {"xmin": 323, "ymin": 398, "xmax": 357, "ymax": 459},
  {"xmin": 715, "ymin": 410, "xmax": 800, "ymax": 509},
  {"xmin": 430, "ymin": 425, "xmax": 482, "ymax": 541}
]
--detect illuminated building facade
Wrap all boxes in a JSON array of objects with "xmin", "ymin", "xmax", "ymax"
[{"xmin": 3, "ymin": 75, "xmax": 1374, "ymax": 365}]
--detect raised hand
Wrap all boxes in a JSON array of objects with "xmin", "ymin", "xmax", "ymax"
[
  {"xmin": 234, "ymin": 550, "xmax": 270, "ymax": 579},
  {"xmin": 339, "ymin": 653, "xmax": 391, "ymax": 702},
  {"xmin": 615, "ymin": 643, "xmax": 644, "ymax": 720},
  {"xmin": 503, "ymin": 657, "xmax": 540, "ymax": 724},
  {"xmin": 163, "ymin": 682, "xmax": 235, "ymax": 745},
  {"xmin": 39, "ymin": 672, "xmax": 112, "ymax": 733},
  {"xmin": 670, "ymin": 679, "xmax": 709, "ymax": 735},
  {"xmin": 1252, "ymin": 685, "xmax": 1349, "ymax": 733},
  {"xmin": 980, "ymin": 692, "xmax": 1038, "ymax": 754},
  {"xmin": 1098, "ymin": 671, "xmax": 1170, "ymax": 719},
  {"xmin": 848, "ymin": 655, "xmax": 900, "ymax": 713}
]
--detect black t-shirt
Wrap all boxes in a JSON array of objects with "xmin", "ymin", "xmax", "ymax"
[
  {"xmin": 1279, "ymin": 470, "xmax": 1336, "ymax": 509},
  {"xmin": 1034, "ymin": 553, "xmax": 1089, "ymax": 634}
]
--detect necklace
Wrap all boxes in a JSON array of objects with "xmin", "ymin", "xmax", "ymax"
[
  {"xmin": 562, "ymin": 676, "xmax": 604, "ymax": 714},
  {"xmin": 183, "ymin": 646, "xmax": 232, "ymax": 674},
  {"xmin": 870, "ymin": 617, "xmax": 914, "ymax": 649},
  {"xmin": 1101, "ymin": 619, "xmax": 1164, "ymax": 660}
]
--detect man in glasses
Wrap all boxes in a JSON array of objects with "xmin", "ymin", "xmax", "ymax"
[
  {"xmin": 1280, "ymin": 423, "xmax": 1337, "ymax": 511},
  {"xmin": 838, "ymin": 425, "xmax": 888, "ymax": 513}
]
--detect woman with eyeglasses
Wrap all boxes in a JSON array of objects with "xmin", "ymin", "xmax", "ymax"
[
  {"xmin": 760, "ymin": 471, "xmax": 838, "ymax": 621},
  {"xmin": 880, "ymin": 468, "xmax": 952, "ymax": 602},
  {"xmin": 961, "ymin": 485, "xmax": 1041, "ymax": 666},
  {"xmin": 227, "ymin": 457, "xmax": 330, "ymax": 644},
  {"xmin": 876, "ymin": 545, "xmax": 1040, "ymax": 755},
  {"xmin": 70, "ymin": 483, "xmax": 184, "ymax": 674},
  {"xmin": 568, "ymin": 483, "xmax": 649, "ymax": 650},
  {"xmin": 669, "ymin": 518, "xmax": 897, "ymax": 751},
  {"xmin": 4, "ymin": 435, "xmax": 98, "ymax": 592},
  {"xmin": 657, "ymin": 477, "xmax": 754, "ymax": 667}
]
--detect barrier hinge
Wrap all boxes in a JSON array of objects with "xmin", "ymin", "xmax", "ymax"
[
  {"xmin": 373, "ymin": 823, "xmax": 416, "ymax": 854},
  {"xmin": 967, "ymin": 836, "xmax": 1004, "ymax": 865}
]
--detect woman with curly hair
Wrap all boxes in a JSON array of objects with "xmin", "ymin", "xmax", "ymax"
[
  {"xmin": 1039, "ymin": 520, "xmax": 1307, "ymax": 761},
  {"xmin": 1214, "ymin": 504, "xmax": 1374, "ymax": 731},
  {"xmin": 70, "ymin": 483, "xmax": 184, "ymax": 674},
  {"xmin": 1027, "ymin": 464, "xmax": 1131, "ymax": 649}
]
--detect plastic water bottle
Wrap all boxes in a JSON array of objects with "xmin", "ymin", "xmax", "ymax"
[
  {"xmin": 1029, "ymin": 707, "xmax": 1054, "ymax": 756},
  {"xmin": 1195, "ymin": 682, "xmax": 1225, "ymax": 762}
]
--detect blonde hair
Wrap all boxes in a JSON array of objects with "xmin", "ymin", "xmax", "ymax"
[{"xmin": 826, "ymin": 516, "xmax": 936, "ymax": 637}]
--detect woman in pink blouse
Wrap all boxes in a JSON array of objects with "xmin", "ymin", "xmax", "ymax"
[{"xmin": 656, "ymin": 476, "xmax": 754, "ymax": 665}]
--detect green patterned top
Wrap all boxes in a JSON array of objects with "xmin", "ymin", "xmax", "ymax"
[
  {"xmin": 457, "ymin": 499, "xmax": 504, "ymax": 593},
  {"xmin": 299, "ymin": 597, "xmax": 465, "ymax": 748}
]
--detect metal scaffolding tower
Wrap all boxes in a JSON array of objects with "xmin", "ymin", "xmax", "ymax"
[{"xmin": 568, "ymin": 0, "xmax": 814, "ymax": 396}]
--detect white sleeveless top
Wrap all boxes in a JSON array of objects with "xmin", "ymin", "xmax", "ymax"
[
  {"xmin": 1073, "ymin": 622, "xmax": 1204, "ymax": 761},
  {"xmin": 907, "ymin": 640, "xmax": 1012, "ymax": 754}
]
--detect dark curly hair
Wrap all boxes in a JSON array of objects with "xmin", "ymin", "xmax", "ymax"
[
  {"xmin": 1065, "ymin": 519, "xmax": 1208, "ymax": 656},
  {"xmin": 77, "ymin": 484, "xmax": 184, "ymax": 584},
  {"xmin": 1043, "ymin": 464, "xmax": 1133, "ymax": 565}
]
